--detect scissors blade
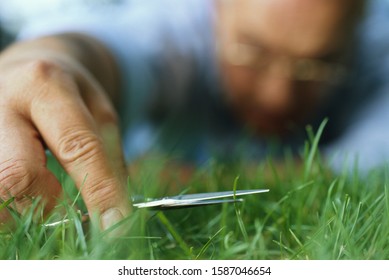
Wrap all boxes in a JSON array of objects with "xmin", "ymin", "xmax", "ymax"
[
  {"xmin": 138, "ymin": 198, "xmax": 244, "ymax": 210},
  {"xmin": 170, "ymin": 189, "xmax": 269, "ymax": 201},
  {"xmin": 133, "ymin": 189, "xmax": 269, "ymax": 209},
  {"xmin": 43, "ymin": 189, "xmax": 269, "ymax": 227}
]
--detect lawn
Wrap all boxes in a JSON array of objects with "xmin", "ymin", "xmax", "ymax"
[{"xmin": 1, "ymin": 122, "xmax": 389, "ymax": 260}]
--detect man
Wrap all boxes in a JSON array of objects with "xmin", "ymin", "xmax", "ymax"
[{"xmin": 0, "ymin": 0, "xmax": 386, "ymax": 229}]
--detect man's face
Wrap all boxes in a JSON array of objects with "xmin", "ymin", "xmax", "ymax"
[{"xmin": 217, "ymin": 0, "xmax": 352, "ymax": 136}]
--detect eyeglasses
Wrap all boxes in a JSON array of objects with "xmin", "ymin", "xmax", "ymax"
[{"xmin": 223, "ymin": 42, "xmax": 348, "ymax": 83}]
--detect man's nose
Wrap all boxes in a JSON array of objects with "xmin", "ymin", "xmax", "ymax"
[{"xmin": 254, "ymin": 74, "xmax": 295, "ymax": 115}]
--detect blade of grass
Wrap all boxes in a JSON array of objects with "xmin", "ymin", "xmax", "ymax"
[
  {"xmin": 349, "ymin": 202, "xmax": 362, "ymax": 236},
  {"xmin": 304, "ymin": 118, "xmax": 328, "ymax": 179},
  {"xmin": 73, "ymin": 212, "xmax": 88, "ymax": 256},
  {"xmin": 385, "ymin": 184, "xmax": 389, "ymax": 216},
  {"xmin": 0, "ymin": 197, "xmax": 15, "ymax": 211},
  {"xmin": 272, "ymin": 239, "xmax": 297, "ymax": 257},
  {"xmin": 195, "ymin": 227, "xmax": 224, "ymax": 259},
  {"xmin": 289, "ymin": 228, "xmax": 304, "ymax": 248},
  {"xmin": 233, "ymin": 176, "xmax": 248, "ymax": 242},
  {"xmin": 332, "ymin": 194, "xmax": 350, "ymax": 258},
  {"xmin": 156, "ymin": 211, "xmax": 192, "ymax": 257}
]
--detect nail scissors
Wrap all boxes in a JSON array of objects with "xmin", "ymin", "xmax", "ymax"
[
  {"xmin": 43, "ymin": 189, "xmax": 269, "ymax": 227},
  {"xmin": 133, "ymin": 189, "xmax": 269, "ymax": 210}
]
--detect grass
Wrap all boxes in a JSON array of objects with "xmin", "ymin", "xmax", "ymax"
[{"xmin": 1, "ymin": 122, "xmax": 389, "ymax": 260}]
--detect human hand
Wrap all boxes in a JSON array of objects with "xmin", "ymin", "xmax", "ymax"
[{"xmin": 0, "ymin": 36, "xmax": 131, "ymax": 230}]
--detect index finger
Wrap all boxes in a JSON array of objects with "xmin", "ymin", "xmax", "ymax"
[{"xmin": 27, "ymin": 71, "xmax": 131, "ymax": 230}]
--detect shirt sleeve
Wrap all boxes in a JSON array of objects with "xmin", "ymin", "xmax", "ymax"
[
  {"xmin": 325, "ymin": 88, "xmax": 389, "ymax": 173},
  {"xmin": 324, "ymin": 0, "xmax": 389, "ymax": 173}
]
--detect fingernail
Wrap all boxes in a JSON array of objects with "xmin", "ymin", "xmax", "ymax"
[{"xmin": 100, "ymin": 208, "xmax": 124, "ymax": 230}]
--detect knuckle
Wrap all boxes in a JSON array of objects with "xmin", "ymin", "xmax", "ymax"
[
  {"xmin": 23, "ymin": 59, "xmax": 76, "ymax": 97},
  {"xmin": 57, "ymin": 128, "xmax": 104, "ymax": 165},
  {"xmin": 0, "ymin": 59, "xmax": 57, "ymax": 103},
  {"xmin": 0, "ymin": 159, "xmax": 38, "ymax": 199},
  {"xmin": 10, "ymin": 59, "xmax": 76, "ymax": 105},
  {"xmin": 23, "ymin": 59, "xmax": 60, "ymax": 81}
]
